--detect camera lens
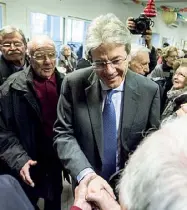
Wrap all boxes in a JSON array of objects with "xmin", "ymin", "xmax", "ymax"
[{"xmin": 136, "ymin": 21, "xmax": 147, "ymax": 33}]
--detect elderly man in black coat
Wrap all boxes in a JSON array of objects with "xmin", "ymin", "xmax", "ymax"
[
  {"xmin": 0, "ymin": 35, "xmax": 65, "ymax": 210},
  {"xmin": 0, "ymin": 25, "xmax": 29, "ymax": 85}
]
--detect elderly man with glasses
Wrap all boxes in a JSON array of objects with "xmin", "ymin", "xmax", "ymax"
[
  {"xmin": 0, "ymin": 35, "xmax": 64, "ymax": 210},
  {"xmin": 53, "ymin": 13, "xmax": 160, "ymax": 202},
  {"xmin": 0, "ymin": 25, "xmax": 29, "ymax": 85}
]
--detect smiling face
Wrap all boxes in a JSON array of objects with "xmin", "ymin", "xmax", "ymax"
[
  {"xmin": 91, "ymin": 43, "xmax": 129, "ymax": 89},
  {"xmin": 30, "ymin": 40, "xmax": 56, "ymax": 79},
  {"xmin": 172, "ymin": 66, "xmax": 187, "ymax": 90}
]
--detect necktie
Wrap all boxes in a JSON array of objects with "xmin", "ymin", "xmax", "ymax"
[{"xmin": 101, "ymin": 89, "xmax": 117, "ymax": 180}]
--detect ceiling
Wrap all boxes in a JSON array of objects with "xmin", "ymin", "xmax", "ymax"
[{"xmin": 122, "ymin": 0, "xmax": 187, "ymax": 8}]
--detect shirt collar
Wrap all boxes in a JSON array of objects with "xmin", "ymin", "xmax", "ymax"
[{"xmin": 100, "ymin": 79, "xmax": 124, "ymax": 92}]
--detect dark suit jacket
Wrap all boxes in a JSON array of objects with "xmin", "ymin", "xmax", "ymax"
[{"xmin": 53, "ymin": 67, "xmax": 160, "ymax": 180}]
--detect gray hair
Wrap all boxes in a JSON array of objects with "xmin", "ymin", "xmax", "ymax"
[
  {"xmin": 130, "ymin": 44, "xmax": 150, "ymax": 60},
  {"xmin": 27, "ymin": 35, "xmax": 55, "ymax": 55},
  {"xmin": 0, "ymin": 25, "xmax": 27, "ymax": 46},
  {"xmin": 85, "ymin": 13, "xmax": 131, "ymax": 56},
  {"xmin": 118, "ymin": 115, "xmax": 187, "ymax": 210}
]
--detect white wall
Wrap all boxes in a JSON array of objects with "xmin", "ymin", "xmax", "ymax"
[
  {"xmin": 123, "ymin": 3, "xmax": 187, "ymax": 48},
  {"xmin": 2, "ymin": 0, "xmax": 187, "ymax": 48},
  {"xmin": 2, "ymin": 0, "xmax": 127, "ymax": 37}
]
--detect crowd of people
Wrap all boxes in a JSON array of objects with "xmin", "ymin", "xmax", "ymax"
[{"xmin": 0, "ymin": 12, "xmax": 187, "ymax": 210}]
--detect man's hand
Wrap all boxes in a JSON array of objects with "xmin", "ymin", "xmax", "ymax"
[
  {"xmin": 73, "ymin": 175, "xmax": 94, "ymax": 210},
  {"xmin": 86, "ymin": 189, "xmax": 121, "ymax": 210},
  {"xmin": 85, "ymin": 174, "xmax": 116, "ymax": 200},
  {"xmin": 20, "ymin": 160, "xmax": 37, "ymax": 187}
]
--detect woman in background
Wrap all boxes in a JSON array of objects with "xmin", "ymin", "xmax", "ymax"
[{"xmin": 162, "ymin": 58, "xmax": 187, "ymax": 121}]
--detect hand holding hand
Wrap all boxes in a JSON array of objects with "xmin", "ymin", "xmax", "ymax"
[
  {"xmin": 73, "ymin": 174, "xmax": 95, "ymax": 210},
  {"xmin": 20, "ymin": 160, "xmax": 37, "ymax": 187},
  {"xmin": 87, "ymin": 189, "xmax": 120, "ymax": 210},
  {"xmin": 87, "ymin": 174, "xmax": 116, "ymax": 200}
]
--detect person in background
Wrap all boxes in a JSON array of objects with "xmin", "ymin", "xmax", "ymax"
[
  {"xmin": 76, "ymin": 52, "xmax": 92, "ymax": 70},
  {"xmin": 0, "ymin": 25, "xmax": 29, "ymax": 85},
  {"xmin": 156, "ymin": 48, "xmax": 162, "ymax": 64},
  {"xmin": 71, "ymin": 115, "xmax": 187, "ymax": 210},
  {"xmin": 0, "ymin": 35, "xmax": 64, "ymax": 210},
  {"xmin": 126, "ymin": 18, "xmax": 157, "ymax": 74},
  {"xmin": 53, "ymin": 13, "xmax": 160, "ymax": 204},
  {"xmin": 129, "ymin": 44, "xmax": 150, "ymax": 76},
  {"xmin": 163, "ymin": 42, "xmax": 169, "ymax": 48},
  {"xmin": 58, "ymin": 44, "xmax": 78, "ymax": 73},
  {"xmin": 161, "ymin": 58, "xmax": 187, "ymax": 121},
  {"xmin": 0, "ymin": 175, "xmax": 34, "ymax": 210},
  {"xmin": 148, "ymin": 46, "xmax": 178, "ymax": 112}
]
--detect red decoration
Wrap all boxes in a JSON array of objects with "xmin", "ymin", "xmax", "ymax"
[{"xmin": 143, "ymin": 0, "xmax": 157, "ymax": 17}]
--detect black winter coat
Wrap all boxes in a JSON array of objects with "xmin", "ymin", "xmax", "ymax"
[{"xmin": 0, "ymin": 66, "xmax": 64, "ymax": 178}]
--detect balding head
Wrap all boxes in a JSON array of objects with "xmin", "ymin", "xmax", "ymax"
[
  {"xmin": 28, "ymin": 35, "xmax": 56, "ymax": 80},
  {"xmin": 129, "ymin": 44, "xmax": 150, "ymax": 75},
  {"xmin": 27, "ymin": 35, "xmax": 55, "ymax": 56}
]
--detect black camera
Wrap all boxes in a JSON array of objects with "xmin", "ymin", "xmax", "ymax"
[{"xmin": 129, "ymin": 14, "xmax": 154, "ymax": 35}]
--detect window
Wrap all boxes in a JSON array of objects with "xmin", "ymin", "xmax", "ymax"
[
  {"xmin": 30, "ymin": 12, "xmax": 65, "ymax": 55},
  {"xmin": 0, "ymin": 3, "xmax": 5, "ymax": 28},
  {"xmin": 66, "ymin": 17, "xmax": 91, "ymax": 59}
]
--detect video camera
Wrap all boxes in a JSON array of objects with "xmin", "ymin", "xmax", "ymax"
[{"xmin": 129, "ymin": 14, "xmax": 154, "ymax": 35}]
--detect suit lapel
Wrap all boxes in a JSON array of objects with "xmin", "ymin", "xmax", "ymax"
[
  {"xmin": 121, "ymin": 70, "xmax": 140, "ymax": 148},
  {"xmin": 85, "ymin": 72, "xmax": 103, "ymax": 161}
]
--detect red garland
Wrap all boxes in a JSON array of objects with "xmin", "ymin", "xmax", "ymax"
[{"xmin": 143, "ymin": 0, "xmax": 157, "ymax": 17}]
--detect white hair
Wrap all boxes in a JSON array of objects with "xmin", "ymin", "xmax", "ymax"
[
  {"xmin": 85, "ymin": 13, "xmax": 131, "ymax": 56},
  {"xmin": 118, "ymin": 115, "xmax": 187, "ymax": 210},
  {"xmin": 130, "ymin": 44, "xmax": 150, "ymax": 60}
]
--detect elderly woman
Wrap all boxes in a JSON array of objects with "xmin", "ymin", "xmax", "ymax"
[
  {"xmin": 58, "ymin": 45, "xmax": 78, "ymax": 73},
  {"xmin": 149, "ymin": 46, "xmax": 178, "ymax": 112},
  {"xmin": 161, "ymin": 58, "xmax": 187, "ymax": 121}
]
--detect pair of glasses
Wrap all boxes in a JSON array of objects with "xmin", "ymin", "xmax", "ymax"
[
  {"xmin": 1, "ymin": 42, "xmax": 24, "ymax": 48},
  {"xmin": 92, "ymin": 57, "xmax": 127, "ymax": 70},
  {"xmin": 32, "ymin": 51, "xmax": 57, "ymax": 61}
]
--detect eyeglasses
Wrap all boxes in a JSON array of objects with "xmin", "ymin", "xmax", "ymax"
[
  {"xmin": 1, "ymin": 42, "xmax": 24, "ymax": 48},
  {"xmin": 32, "ymin": 51, "xmax": 57, "ymax": 61},
  {"xmin": 92, "ymin": 57, "xmax": 127, "ymax": 70}
]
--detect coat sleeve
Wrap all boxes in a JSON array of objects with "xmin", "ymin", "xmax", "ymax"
[
  {"xmin": 149, "ymin": 46, "xmax": 157, "ymax": 73},
  {"xmin": 53, "ymin": 76, "xmax": 92, "ymax": 180},
  {"xmin": 0, "ymin": 95, "xmax": 31, "ymax": 174},
  {"xmin": 148, "ymin": 65, "xmax": 162, "ymax": 79},
  {"xmin": 148, "ymin": 84, "xmax": 161, "ymax": 130}
]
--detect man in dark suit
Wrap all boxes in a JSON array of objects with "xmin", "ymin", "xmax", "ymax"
[
  {"xmin": 0, "ymin": 25, "xmax": 29, "ymax": 85},
  {"xmin": 54, "ymin": 13, "xmax": 160, "ymax": 197}
]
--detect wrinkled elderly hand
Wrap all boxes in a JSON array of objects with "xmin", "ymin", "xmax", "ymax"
[
  {"xmin": 86, "ymin": 189, "xmax": 120, "ymax": 210},
  {"xmin": 73, "ymin": 175, "xmax": 95, "ymax": 210},
  {"xmin": 20, "ymin": 160, "xmax": 37, "ymax": 187},
  {"xmin": 176, "ymin": 103, "xmax": 187, "ymax": 116},
  {"xmin": 86, "ymin": 174, "xmax": 116, "ymax": 200}
]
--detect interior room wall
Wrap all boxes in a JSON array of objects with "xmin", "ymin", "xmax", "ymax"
[
  {"xmin": 1, "ymin": 0, "xmax": 127, "ymax": 37},
  {"xmin": 2, "ymin": 0, "xmax": 187, "ymax": 48}
]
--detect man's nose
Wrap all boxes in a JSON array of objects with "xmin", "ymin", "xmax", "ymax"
[
  {"xmin": 104, "ymin": 63, "xmax": 116, "ymax": 74},
  {"xmin": 9, "ymin": 43, "xmax": 16, "ymax": 50}
]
